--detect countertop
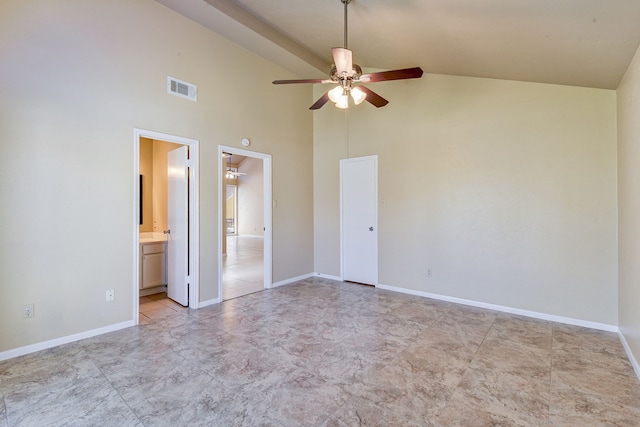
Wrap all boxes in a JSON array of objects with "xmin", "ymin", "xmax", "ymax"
[{"xmin": 140, "ymin": 232, "xmax": 168, "ymax": 244}]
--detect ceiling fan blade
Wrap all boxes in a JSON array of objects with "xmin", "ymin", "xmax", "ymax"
[
  {"xmin": 332, "ymin": 47, "xmax": 353, "ymax": 76},
  {"xmin": 273, "ymin": 78, "xmax": 330, "ymax": 85},
  {"xmin": 358, "ymin": 86, "xmax": 389, "ymax": 108},
  {"xmin": 310, "ymin": 92, "xmax": 331, "ymax": 110},
  {"xmin": 360, "ymin": 67, "xmax": 424, "ymax": 83}
]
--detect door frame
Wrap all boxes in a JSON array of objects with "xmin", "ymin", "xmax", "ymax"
[
  {"xmin": 218, "ymin": 145, "xmax": 272, "ymax": 299},
  {"xmin": 340, "ymin": 155, "xmax": 379, "ymax": 285},
  {"xmin": 133, "ymin": 128, "xmax": 200, "ymax": 324}
]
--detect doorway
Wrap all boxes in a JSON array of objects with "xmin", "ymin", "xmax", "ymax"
[
  {"xmin": 218, "ymin": 145, "xmax": 272, "ymax": 301},
  {"xmin": 133, "ymin": 129, "xmax": 200, "ymax": 324}
]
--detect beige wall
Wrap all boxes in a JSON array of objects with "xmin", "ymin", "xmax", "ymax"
[
  {"xmin": 314, "ymin": 73, "xmax": 618, "ymax": 325},
  {"xmin": 237, "ymin": 157, "xmax": 264, "ymax": 236},
  {"xmin": 618, "ymin": 44, "xmax": 640, "ymax": 367},
  {"xmin": 0, "ymin": 0, "xmax": 313, "ymax": 353},
  {"xmin": 139, "ymin": 137, "xmax": 154, "ymax": 232}
]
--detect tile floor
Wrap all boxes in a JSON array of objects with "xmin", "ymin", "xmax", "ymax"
[
  {"xmin": 222, "ymin": 235, "xmax": 264, "ymax": 301},
  {"xmin": 139, "ymin": 293, "xmax": 189, "ymax": 324},
  {"xmin": 2, "ymin": 277, "xmax": 640, "ymax": 426}
]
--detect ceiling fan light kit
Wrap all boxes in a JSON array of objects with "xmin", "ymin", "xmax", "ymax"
[
  {"xmin": 272, "ymin": 0, "xmax": 423, "ymax": 110},
  {"xmin": 350, "ymin": 86, "xmax": 366, "ymax": 105}
]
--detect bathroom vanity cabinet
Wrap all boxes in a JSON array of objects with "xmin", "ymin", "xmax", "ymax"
[{"xmin": 140, "ymin": 242, "xmax": 167, "ymax": 289}]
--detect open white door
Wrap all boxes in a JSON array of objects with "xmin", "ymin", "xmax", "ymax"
[
  {"xmin": 341, "ymin": 155, "xmax": 378, "ymax": 285},
  {"xmin": 167, "ymin": 146, "xmax": 189, "ymax": 306}
]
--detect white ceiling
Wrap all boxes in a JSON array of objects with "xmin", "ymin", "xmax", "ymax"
[{"xmin": 157, "ymin": 0, "xmax": 640, "ymax": 90}]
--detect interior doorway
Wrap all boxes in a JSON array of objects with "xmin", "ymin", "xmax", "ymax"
[
  {"xmin": 218, "ymin": 145, "xmax": 272, "ymax": 301},
  {"xmin": 133, "ymin": 129, "xmax": 200, "ymax": 324}
]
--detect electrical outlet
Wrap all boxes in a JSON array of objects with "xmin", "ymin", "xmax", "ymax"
[
  {"xmin": 427, "ymin": 269, "xmax": 433, "ymax": 277},
  {"xmin": 23, "ymin": 304, "xmax": 34, "ymax": 319},
  {"xmin": 106, "ymin": 289, "xmax": 115, "ymax": 302}
]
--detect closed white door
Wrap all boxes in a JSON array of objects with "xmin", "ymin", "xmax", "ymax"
[
  {"xmin": 167, "ymin": 146, "xmax": 189, "ymax": 306},
  {"xmin": 341, "ymin": 156, "xmax": 378, "ymax": 285}
]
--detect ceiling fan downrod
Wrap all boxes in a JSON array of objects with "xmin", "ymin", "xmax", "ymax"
[{"xmin": 342, "ymin": 0, "xmax": 351, "ymax": 49}]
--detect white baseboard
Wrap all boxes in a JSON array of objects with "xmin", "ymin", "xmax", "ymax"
[
  {"xmin": 619, "ymin": 331, "xmax": 640, "ymax": 381},
  {"xmin": 198, "ymin": 297, "xmax": 221, "ymax": 308},
  {"xmin": 272, "ymin": 273, "xmax": 316, "ymax": 288},
  {"xmin": 376, "ymin": 283, "xmax": 618, "ymax": 333},
  {"xmin": 0, "ymin": 320, "xmax": 134, "ymax": 362},
  {"xmin": 314, "ymin": 273, "xmax": 343, "ymax": 282}
]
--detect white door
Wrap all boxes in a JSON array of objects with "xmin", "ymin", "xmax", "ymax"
[
  {"xmin": 167, "ymin": 146, "xmax": 189, "ymax": 306},
  {"xmin": 341, "ymin": 156, "xmax": 378, "ymax": 285}
]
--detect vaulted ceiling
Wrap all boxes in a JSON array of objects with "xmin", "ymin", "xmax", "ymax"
[{"xmin": 157, "ymin": 0, "xmax": 640, "ymax": 90}]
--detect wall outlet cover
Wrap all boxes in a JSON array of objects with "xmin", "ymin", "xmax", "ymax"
[{"xmin": 22, "ymin": 304, "xmax": 34, "ymax": 318}]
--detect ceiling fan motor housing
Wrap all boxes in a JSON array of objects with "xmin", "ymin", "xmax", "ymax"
[{"xmin": 331, "ymin": 64, "xmax": 362, "ymax": 82}]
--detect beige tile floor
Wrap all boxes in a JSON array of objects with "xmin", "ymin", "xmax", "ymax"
[
  {"xmin": 222, "ymin": 234, "xmax": 264, "ymax": 300},
  {"xmin": 139, "ymin": 292, "xmax": 189, "ymax": 324},
  {"xmin": 2, "ymin": 277, "xmax": 640, "ymax": 426}
]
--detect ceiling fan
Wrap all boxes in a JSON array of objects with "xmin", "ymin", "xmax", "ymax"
[
  {"xmin": 226, "ymin": 168, "xmax": 246, "ymax": 178},
  {"xmin": 222, "ymin": 152, "xmax": 247, "ymax": 178},
  {"xmin": 272, "ymin": 0, "xmax": 423, "ymax": 110}
]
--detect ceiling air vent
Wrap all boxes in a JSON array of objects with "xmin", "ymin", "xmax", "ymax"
[{"xmin": 167, "ymin": 76, "xmax": 197, "ymax": 102}]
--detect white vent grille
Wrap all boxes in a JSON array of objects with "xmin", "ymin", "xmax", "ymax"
[{"xmin": 167, "ymin": 76, "xmax": 197, "ymax": 101}]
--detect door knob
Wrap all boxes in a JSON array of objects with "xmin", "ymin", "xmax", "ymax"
[{"xmin": 369, "ymin": 227, "xmax": 374, "ymax": 231}]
